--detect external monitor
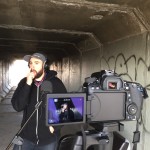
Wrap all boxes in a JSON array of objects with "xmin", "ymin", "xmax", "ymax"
[{"xmin": 46, "ymin": 93, "xmax": 86, "ymax": 126}]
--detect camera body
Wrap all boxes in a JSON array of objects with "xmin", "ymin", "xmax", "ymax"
[
  {"xmin": 45, "ymin": 70, "xmax": 148, "ymax": 150},
  {"xmin": 46, "ymin": 70, "xmax": 148, "ymax": 126},
  {"xmin": 83, "ymin": 70, "xmax": 147, "ymax": 122}
]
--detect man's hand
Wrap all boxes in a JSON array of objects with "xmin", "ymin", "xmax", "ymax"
[
  {"xmin": 61, "ymin": 107, "xmax": 65, "ymax": 113},
  {"xmin": 49, "ymin": 126, "xmax": 54, "ymax": 133},
  {"xmin": 26, "ymin": 69, "xmax": 37, "ymax": 85}
]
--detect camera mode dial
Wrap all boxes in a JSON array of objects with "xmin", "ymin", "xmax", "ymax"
[{"xmin": 127, "ymin": 103, "xmax": 138, "ymax": 115}]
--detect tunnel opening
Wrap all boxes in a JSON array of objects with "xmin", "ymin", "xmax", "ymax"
[{"xmin": 9, "ymin": 59, "xmax": 28, "ymax": 87}]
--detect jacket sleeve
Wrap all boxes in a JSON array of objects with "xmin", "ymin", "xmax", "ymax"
[{"xmin": 11, "ymin": 78, "xmax": 32, "ymax": 112}]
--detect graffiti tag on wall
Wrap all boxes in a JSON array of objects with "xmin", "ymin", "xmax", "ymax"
[{"xmin": 101, "ymin": 53, "xmax": 150, "ymax": 91}]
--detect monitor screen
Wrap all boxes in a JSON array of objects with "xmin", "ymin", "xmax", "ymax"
[
  {"xmin": 46, "ymin": 93, "xmax": 86, "ymax": 126},
  {"xmin": 89, "ymin": 92, "xmax": 126, "ymax": 122}
]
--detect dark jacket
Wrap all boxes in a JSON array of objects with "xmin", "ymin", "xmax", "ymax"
[{"xmin": 11, "ymin": 70, "xmax": 67, "ymax": 146}]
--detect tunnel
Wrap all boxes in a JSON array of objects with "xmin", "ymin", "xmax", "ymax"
[{"xmin": 0, "ymin": 0, "xmax": 150, "ymax": 150}]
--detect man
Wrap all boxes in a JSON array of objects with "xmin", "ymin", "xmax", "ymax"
[
  {"xmin": 59, "ymin": 103, "xmax": 74, "ymax": 123},
  {"xmin": 11, "ymin": 52, "xmax": 67, "ymax": 150}
]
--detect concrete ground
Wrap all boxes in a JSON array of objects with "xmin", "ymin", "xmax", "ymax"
[{"xmin": 0, "ymin": 88, "xmax": 22, "ymax": 150}]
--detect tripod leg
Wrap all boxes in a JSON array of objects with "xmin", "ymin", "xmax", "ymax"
[{"xmin": 19, "ymin": 145, "xmax": 22, "ymax": 150}]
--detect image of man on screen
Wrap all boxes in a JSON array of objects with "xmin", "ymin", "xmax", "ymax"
[{"xmin": 59, "ymin": 103, "xmax": 74, "ymax": 123}]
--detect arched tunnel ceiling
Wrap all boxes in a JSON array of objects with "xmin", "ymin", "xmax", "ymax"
[{"xmin": 0, "ymin": 0, "xmax": 150, "ymax": 60}]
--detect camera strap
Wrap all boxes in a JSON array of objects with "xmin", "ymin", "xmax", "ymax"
[{"xmin": 132, "ymin": 120, "xmax": 140, "ymax": 150}]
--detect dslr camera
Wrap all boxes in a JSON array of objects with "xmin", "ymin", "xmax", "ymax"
[
  {"xmin": 45, "ymin": 70, "xmax": 148, "ymax": 150},
  {"xmin": 46, "ymin": 70, "xmax": 148, "ymax": 126},
  {"xmin": 83, "ymin": 70, "xmax": 148, "ymax": 123}
]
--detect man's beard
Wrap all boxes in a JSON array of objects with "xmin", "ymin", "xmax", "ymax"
[{"xmin": 35, "ymin": 68, "xmax": 44, "ymax": 79}]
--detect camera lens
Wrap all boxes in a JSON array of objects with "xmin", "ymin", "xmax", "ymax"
[{"xmin": 127, "ymin": 103, "xmax": 138, "ymax": 115}]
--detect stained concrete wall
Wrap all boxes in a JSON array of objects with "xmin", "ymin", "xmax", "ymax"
[
  {"xmin": 102, "ymin": 32, "xmax": 150, "ymax": 150},
  {"xmin": 0, "ymin": 58, "xmax": 12, "ymax": 102},
  {"xmin": 50, "ymin": 32, "xmax": 150, "ymax": 150}
]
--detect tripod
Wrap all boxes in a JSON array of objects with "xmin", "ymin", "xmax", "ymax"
[{"xmin": 58, "ymin": 122, "xmax": 129, "ymax": 150}]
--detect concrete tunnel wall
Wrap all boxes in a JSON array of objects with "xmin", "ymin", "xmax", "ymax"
[
  {"xmin": 0, "ymin": 58, "xmax": 12, "ymax": 101},
  {"xmin": 50, "ymin": 31, "xmax": 150, "ymax": 150},
  {"xmin": 102, "ymin": 32, "xmax": 150, "ymax": 150},
  {"xmin": 0, "ymin": 31, "xmax": 150, "ymax": 149}
]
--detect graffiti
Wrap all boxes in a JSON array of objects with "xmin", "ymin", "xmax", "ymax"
[{"xmin": 101, "ymin": 53, "xmax": 150, "ymax": 91}]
